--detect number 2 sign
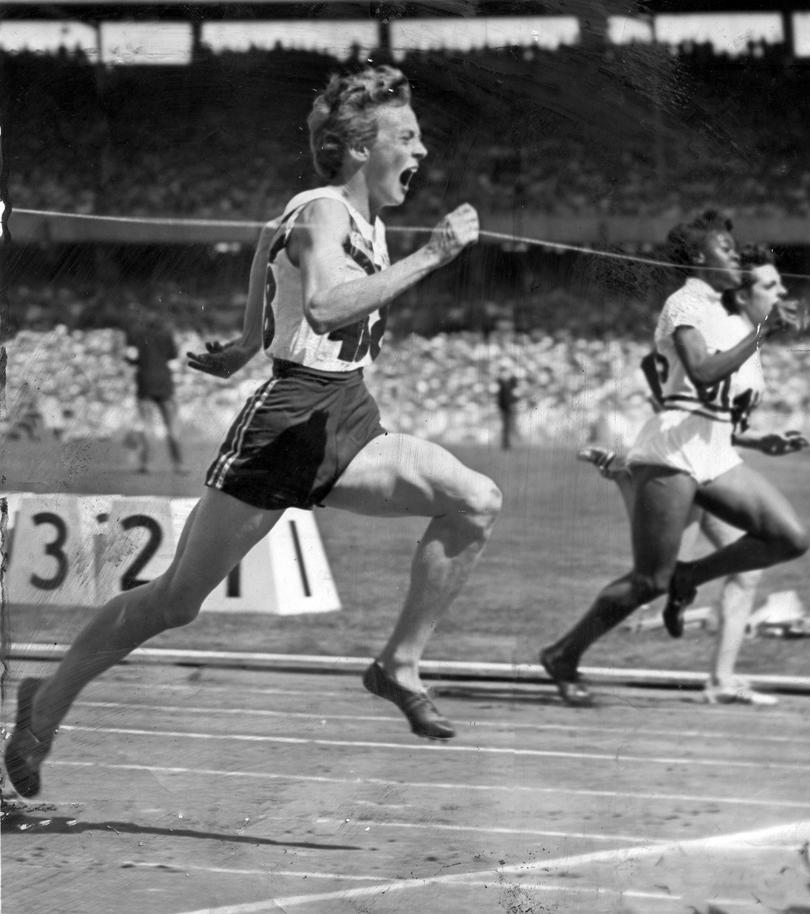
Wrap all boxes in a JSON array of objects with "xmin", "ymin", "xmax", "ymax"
[{"xmin": 95, "ymin": 497, "xmax": 179, "ymax": 603}]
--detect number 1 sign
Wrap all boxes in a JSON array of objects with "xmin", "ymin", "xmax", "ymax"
[{"xmin": 169, "ymin": 498, "xmax": 342, "ymax": 615}]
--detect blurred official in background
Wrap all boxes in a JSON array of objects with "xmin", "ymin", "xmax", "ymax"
[{"xmin": 125, "ymin": 308, "xmax": 188, "ymax": 475}]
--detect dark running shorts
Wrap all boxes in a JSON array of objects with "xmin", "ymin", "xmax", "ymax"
[{"xmin": 205, "ymin": 359, "xmax": 386, "ymax": 511}]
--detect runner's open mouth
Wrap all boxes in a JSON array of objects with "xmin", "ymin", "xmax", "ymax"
[{"xmin": 399, "ymin": 168, "xmax": 417, "ymax": 190}]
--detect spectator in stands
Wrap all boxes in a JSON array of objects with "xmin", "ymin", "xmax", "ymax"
[
  {"xmin": 9, "ymin": 44, "xmax": 810, "ymax": 224},
  {"xmin": 7, "ymin": 381, "xmax": 42, "ymax": 441}
]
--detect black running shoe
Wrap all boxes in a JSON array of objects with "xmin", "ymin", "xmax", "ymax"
[
  {"xmin": 540, "ymin": 648, "xmax": 594, "ymax": 707},
  {"xmin": 362, "ymin": 661, "xmax": 456, "ymax": 740},
  {"xmin": 4, "ymin": 678, "xmax": 52, "ymax": 799}
]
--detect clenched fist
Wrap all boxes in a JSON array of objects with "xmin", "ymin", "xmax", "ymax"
[{"xmin": 425, "ymin": 203, "xmax": 479, "ymax": 266}]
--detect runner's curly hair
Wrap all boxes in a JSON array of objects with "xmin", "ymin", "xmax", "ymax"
[
  {"xmin": 666, "ymin": 209, "xmax": 735, "ymax": 268},
  {"xmin": 308, "ymin": 66, "xmax": 412, "ymax": 181}
]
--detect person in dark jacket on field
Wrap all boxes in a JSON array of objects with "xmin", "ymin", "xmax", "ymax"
[{"xmin": 125, "ymin": 309, "xmax": 187, "ymax": 475}]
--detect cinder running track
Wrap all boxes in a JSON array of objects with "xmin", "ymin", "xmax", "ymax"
[{"xmin": 3, "ymin": 660, "xmax": 810, "ymax": 914}]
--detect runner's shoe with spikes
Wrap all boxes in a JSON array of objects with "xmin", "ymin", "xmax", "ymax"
[
  {"xmin": 363, "ymin": 661, "xmax": 456, "ymax": 740},
  {"xmin": 4, "ymin": 678, "xmax": 53, "ymax": 799},
  {"xmin": 540, "ymin": 648, "xmax": 594, "ymax": 707}
]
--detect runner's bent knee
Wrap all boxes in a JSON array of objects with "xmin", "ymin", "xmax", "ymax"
[
  {"xmin": 150, "ymin": 573, "xmax": 206, "ymax": 628},
  {"xmin": 773, "ymin": 519, "xmax": 809, "ymax": 560},
  {"xmin": 452, "ymin": 473, "xmax": 502, "ymax": 534},
  {"xmin": 756, "ymin": 507, "xmax": 809, "ymax": 560},
  {"xmin": 629, "ymin": 569, "xmax": 669, "ymax": 603}
]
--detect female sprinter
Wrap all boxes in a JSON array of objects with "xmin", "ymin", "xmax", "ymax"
[
  {"xmin": 5, "ymin": 66, "xmax": 502, "ymax": 798},
  {"xmin": 540, "ymin": 213, "xmax": 807, "ymax": 706}
]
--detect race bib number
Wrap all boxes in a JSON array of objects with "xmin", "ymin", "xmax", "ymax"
[{"xmin": 327, "ymin": 309, "xmax": 387, "ymax": 364}]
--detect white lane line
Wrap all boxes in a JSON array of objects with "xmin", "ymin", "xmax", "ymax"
[
  {"xmin": 491, "ymin": 818, "xmax": 810, "ymax": 876},
  {"xmin": 55, "ymin": 724, "xmax": 810, "ymax": 772},
  {"xmin": 50, "ymin": 760, "xmax": 810, "ymax": 811},
  {"xmin": 174, "ymin": 819, "xmax": 810, "ymax": 913},
  {"xmin": 102, "ymin": 684, "xmax": 352, "ymax": 700},
  {"xmin": 120, "ymin": 863, "xmax": 742, "ymax": 907},
  {"xmin": 72, "ymin": 700, "xmax": 810, "ymax": 744},
  {"xmin": 314, "ymin": 817, "xmax": 660, "ymax": 844},
  {"xmin": 122, "ymin": 863, "xmax": 383, "ymax": 881},
  {"xmin": 0, "ymin": 847, "xmax": 778, "ymax": 909},
  {"xmin": 9, "ymin": 679, "xmax": 804, "ymax": 734},
  {"xmin": 10, "ymin": 673, "xmax": 804, "ymax": 721},
  {"xmin": 184, "ymin": 882, "xmax": 684, "ymax": 913}
]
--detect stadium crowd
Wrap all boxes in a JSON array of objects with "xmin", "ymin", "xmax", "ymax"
[
  {"xmin": 5, "ymin": 40, "xmax": 810, "ymax": 446},
  {"xmin": 6, "ymin": 316, "xmax": 809, "ymax": 447},
  {"xmin": 5, "ymin": 40, "xmax": 810, "ymax": 221}
]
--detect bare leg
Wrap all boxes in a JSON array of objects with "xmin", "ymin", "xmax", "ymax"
[
  {"xmin": 698, "ymin": 511, "xmax": 764, "ymax": 686},
  {"xmin": 683, "ymin": 463, "xmax": 808, "ymax": 587},
  {"xmin": 612, "ymin": 469, "xmax": 635, "ymax": 518},
  {"xmin": 323, "ymin": 433, "xmax": 501, "ymax": 694},
  {"xmin": 544, "ymin": 464, "xmax": 698, "ymax": 667},
  {"xmin": 711, "ymin": 572, "xmax": 761, "ymax": 679},
  {"xmin": 606, "ymin": 460, "xmax": 703, "ymax": 616},
  {"xmin": 29, "ymin": 489, "xmax": 283, "ymax": 740}
]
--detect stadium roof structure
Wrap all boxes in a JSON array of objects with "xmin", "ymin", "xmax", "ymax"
[
  {"xmin": 1, "ymin": 1, "xmax": 806, "ymax": 57},
  {"xmin": 1, "ymin": 1, "xmax": 808, "ymax": 20}
]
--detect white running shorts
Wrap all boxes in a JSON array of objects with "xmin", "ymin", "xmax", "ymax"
[{"xmin": 626, "ymin": 409, "xmax": 742, "ymax": 484}]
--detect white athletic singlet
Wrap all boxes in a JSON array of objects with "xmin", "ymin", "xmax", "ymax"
[
  {"xmin": 645, "ymin": 277, "xmax": 764, "ymax": 432},
  {"xmin": 262, "ymin": 187, "xmax": 390, "ymax": 372}
]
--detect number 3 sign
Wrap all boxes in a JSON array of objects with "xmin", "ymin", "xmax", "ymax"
[{"xmin": 7, "ymin": 494, "xmax": 99, "ymax": 606}]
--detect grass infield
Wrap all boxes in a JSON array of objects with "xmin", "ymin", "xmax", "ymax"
[{"xmin": 4, "ymin": 433, "xmax": 810, "ymax": 678}]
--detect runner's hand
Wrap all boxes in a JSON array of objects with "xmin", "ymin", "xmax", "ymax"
[
  {"xmin": 187, "ymin": 340, "xmax": 253, "ymax": 378},
  {"xmin": 426, "ymin": 204, "xmax": 479, "ymax": 265},
  {"xmin": 756, "ymin": 430, "xmax": 809, "ymax": 456}
]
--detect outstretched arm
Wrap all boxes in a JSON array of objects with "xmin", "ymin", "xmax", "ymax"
[
  {"xmin": 187, "ymin": 218, "xmax": 280, "ymax": 378},
  {"xmin": 733, "ymin": 429, "xmax": 809, "ymax": 456}
]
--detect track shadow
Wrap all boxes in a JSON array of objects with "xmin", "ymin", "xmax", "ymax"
[
  {"xmin": 1, "ymin": 810, "xmax": 361, "ymax": 851},
  {"xmin": 433, "ymin": 684, "xmax": 571, "ymax": 707}
]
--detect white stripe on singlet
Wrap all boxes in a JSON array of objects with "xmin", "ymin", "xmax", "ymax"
[{"xmin": 208, "ymin": 378, "xmax": 280, "ymax": 489}]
